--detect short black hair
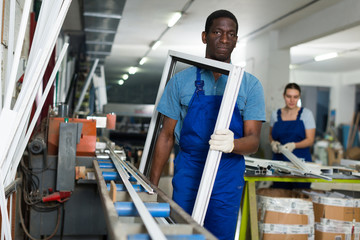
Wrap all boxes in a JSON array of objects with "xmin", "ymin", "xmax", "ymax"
[
  {"xmin": 204, "ymin": 10, "xmax": 238, "ymax": 34},
  {"xmin": 284, "ymin": 83, "xmax": 301, "ymax": 95}
]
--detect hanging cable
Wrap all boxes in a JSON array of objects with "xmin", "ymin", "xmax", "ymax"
[{"xmin": 18, "ymin": 176, "xmax": 62, "ymax": 240}]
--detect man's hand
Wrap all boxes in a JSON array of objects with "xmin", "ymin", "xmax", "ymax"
[
  {"xmin": 283, "ymin": 142, "xmax": 296, "ymax": 152},
  {"xmin": 209, "ymin": 129, "xmax": 234, "ymax": 153},
  {"xmin": 270, "ymin": 141, "xmax": 280, "ymax": 153}
]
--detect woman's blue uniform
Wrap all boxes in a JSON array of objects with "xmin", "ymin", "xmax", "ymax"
[
  {"xmin": 172, "ymin": 68, "xmax": 245, "ymax": 240},
  {"xmin": 271, "ymin": 107, "xmax": 312, "ymax": 188}
]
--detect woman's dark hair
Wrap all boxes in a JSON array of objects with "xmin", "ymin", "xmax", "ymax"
[
  {"xmin": 205, "ymin": 10, "xmax": 238, "ymax": 34},
  {"xmin": 284, "ymin": 83, "xmax": 301, "ymax": 95}
]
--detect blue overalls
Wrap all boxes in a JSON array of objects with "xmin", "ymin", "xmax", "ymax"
[
  {"xmin": 271, "ymin": 107, "xmax": 312, "ymax": 188},
  {"xmin": 172, "ymin": 68, "xmax": 245, "ymax": 240}
]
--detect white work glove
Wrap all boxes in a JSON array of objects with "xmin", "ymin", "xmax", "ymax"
[
  {"xmin": 270, "ymin": 141, "xmax": 280, "ymax": 153},
  {"xmin": 283, "ymin": 142, "xmax": 296, "ymax": 152},
  {"xmin": 209, "ymin": 129, "xmax": 234, "ymax": 153}
]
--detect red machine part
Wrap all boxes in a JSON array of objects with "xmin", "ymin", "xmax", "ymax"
[
  {"xmin": 47, "ymin": 117, "xmax": 97, "ymax": 156},
  {"xmin": 42, "ymin": 191, "xmax": 72, "ymax": 203}
]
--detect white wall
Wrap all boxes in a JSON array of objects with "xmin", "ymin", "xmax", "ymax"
[
  {"xmin": 290, "ymin": 69, "xmax": 358, "ymax": 126},
  {"xmin": 246, "ymin": 0, "xmax": 360, "ymax": 131},
  {"xmin": 246, "ymin": 30, "xmax": 290, "ymax": 122}
]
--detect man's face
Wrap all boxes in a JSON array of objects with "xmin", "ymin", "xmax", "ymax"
[{"xmin": 202, "ymin": 17, "xmax": 238, "ymax": 63}]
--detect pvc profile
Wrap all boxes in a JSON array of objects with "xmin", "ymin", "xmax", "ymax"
[
  {"xmin": 107, "ymin": 144, "xmax": 154, "ymax": 194},
  {"xmin": 58, "ymin": 35, "xmax": 69, "ymax": 103},
  {"xmin": 114, "ymin": 150, "xmax": 167, "ymax": 240},
  {"xmin": 6, "ymin": 44, "xmax": 69, "ymax": 184},
  {"xmin": 192, "ymin": 66, "xmax": 244, "ymax": 226},
  {"xmin": 74, "ymin": 59, "xmax": 99, "ymax": 113},
  {"xmin": 4, "ymin": 0, "xmax": 15, "ymax": 104},
  {"xmin": 139, "ymin": 50, "xmax": 233, "ymax": 174},
  {"xmin": 0, "ymin": 50, "xmax": 42, "ymax": 179},
  {"xmin": 138, "ymin": 50, "xmax": 244, "ymax": 227},
  {"xmin": 4, "ymin": 0, "xmax": 72, "ymax": 171},
  {"xmin": 2, "ymin": 51, "xmax": 43, "ymax": 172},
  {"xmin": 15, "ymin": 0, "xmax": 69, "ymax": 112},
  {"xmin": 278, "ymin": 146, "xmax": 331, "ymax": 180},
  {"xmin": 25, "ymin": 0, "xmax": 59, "ymax": 76},
  {"xmin": 3, "ymin": 0, "xmax": 32, "ymax": 109},
  {"xmin": 138, "ymin": 53, "xmax": 174, "ymax": 174}
]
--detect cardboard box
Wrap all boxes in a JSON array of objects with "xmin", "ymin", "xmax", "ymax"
[
  {"xmin": 263, "ymin": 233, "xmax": 309, "ymax": 240},
  {"xmin": 312, "ymin": 196, "xmax": 360, "ymax": 222},
  {"xmin": 257, "ymin": 188, "xmax": 313, "ymax": 225},
  {"xmin": 260, "ymin": 223, "xmax": 313, "ymax": 240},
  {"xmin": 327, "ymin": 147, "xmax": 343, "ymax": 166},
  {"xmin": 262, "ymin": 211, "xmax": 309, "ymax": 225},
  {"xmin": 314, "ymin": 219, "xmax": 360, "ymax": 240},
  {"xmin": 346, "ymin": 147, "xmax": 360, "ymax": 160},
  {"xmin": 315, "ymin": 231, "xmax": 351, "ymax": 240}
]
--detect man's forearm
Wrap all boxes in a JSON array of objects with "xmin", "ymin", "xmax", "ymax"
[
  {"xmin": 232, "ymin": 135, "xmax": 260, "ymax": 155},
  {"xmin": 149, "ymin": 134, "xmax": 174, "ymax": 186}
]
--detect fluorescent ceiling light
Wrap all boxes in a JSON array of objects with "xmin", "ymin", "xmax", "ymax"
[
  {"xmin": 122, "ymin": 74, "xmax": 129, "ymax": 80},
  {"xmin": 289, "ymin": 64, "xmax": 297, "ymax": 69},
  {"xmin": 118, "ymin": 79, "xmax": 124, "ymax": 85},
  {"xmin": 84, "ymin": 12, "xmax": 122, "ymax": 19},
  {"xmin": 168, "ymin": 12, "xmax": 182, "ymax": 27},
  {"xmin": 151, "ymin": 41, "xmax": 161, "ymax": 50},
  {"xmin": 129, "ymin": 67, "xmax": 138, "ymax": 75},
  {"xmin": 314, "ymin": 52, "xmax": 338, "ymax": 62},
  {"xmin": 84, "ymin": 28, "xmax": 116, "ymax": 34},
  {"xmin": 139, "ymin": 57, "xmax": 147, "ymax": 65}
]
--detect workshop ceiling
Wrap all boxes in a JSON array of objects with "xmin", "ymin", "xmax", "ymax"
[{"xmin": 62, "ymin": 0, "xmax": 360, "ymax": 104}]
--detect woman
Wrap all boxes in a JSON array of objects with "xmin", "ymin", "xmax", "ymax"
[{"xmin": 269, "ymin": 83, "xmax": 315, "ymax": 188}]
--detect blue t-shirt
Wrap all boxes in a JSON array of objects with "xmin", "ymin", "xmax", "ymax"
[
  {"xmin": 270, "ymin": 108, "xmax": 316, "ymax": 129},
  {"xmin": 157, "ymin": 66, "xmax": 266, "ymax": 143}
]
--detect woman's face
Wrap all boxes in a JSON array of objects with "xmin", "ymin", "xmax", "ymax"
[{"xmin": 284, "ymin": 88, "xmax": 300, "ymax": 109}]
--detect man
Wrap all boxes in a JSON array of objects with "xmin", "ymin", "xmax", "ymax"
[{"xmin": 150, "ymin": 9, "xmax": 265, "ymax": 240}]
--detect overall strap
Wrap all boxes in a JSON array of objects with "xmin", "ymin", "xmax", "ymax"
[
  {"xmin": 297, "ymin": 107, "xmax": 304, "ymax": 120},
  {"xmin": 195, "ymin": 67, "xmax": 204, "ymax": 95},
  {"xmin": 276, "ymin": 109, "xmax": 282, "ymax": 121}
]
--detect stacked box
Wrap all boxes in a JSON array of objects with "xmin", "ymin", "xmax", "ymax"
[
  {"xmin": 257, "ymin": 188, "xmax": 314, "ymax": 240},
  {"xmin": 315, "ymin": 218, "xmax": 360, "ymax": 240},
  {"xmin": 309, "ymin": 193, "xmax": 360, "ymax": 239},
  {"xmin": 260, "ymin": 224, "xmax": 312, "ymax": 240},
  {"xmin": 311, "ymin": 195, "xmax": 360, "ymax": 222}
]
